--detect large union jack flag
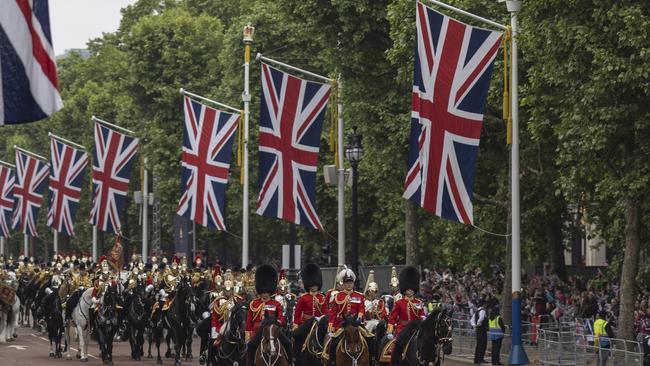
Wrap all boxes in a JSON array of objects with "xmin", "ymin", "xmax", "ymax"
[
  {"xmin": 256, "ymin": 63, "xmax": 331, "ymax": 230},
  {"xmin": 12, "ymin": 150, "xmax": 49, "ymax": 236},
  {"xmin": 403, "ymin": 3, "xmax": 502, "ymax": 225},
  {"xmin": 176, "ymin": 96, "xmax": 239, "ymax": 230},
  {"xmin": 47, "ymin": 138, "xmax": 88, "ymax": 236},
  {"xmin": 0, "ymin": 0, "xmax": 63, "ymax": 124},
  {"xmin": 0, "ymin": 165, "xmax": 15, "ymax": 238},
  {"xmin": 89, "ymin": 123, "xmax": 139, "ymax": 234}
]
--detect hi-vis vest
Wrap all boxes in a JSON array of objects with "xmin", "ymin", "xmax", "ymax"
[
  {"xmin": 594, "ymin": 318, "xmax": 610, "ymax": 347},
  {"xmin": 488, "ymin": 316, "xmax": 504, "ymax": 341}
]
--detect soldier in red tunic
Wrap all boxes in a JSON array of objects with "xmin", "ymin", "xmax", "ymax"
[
  {"xmin": 292, "ymin": 263, "xmax": 325, "ymax": 358},
  {"xmin": 387, "ymin": 266, "xmax": 425, "ymax": 366},
  {"xmin": 245, "ymin": 264, "xmax": 291, "ymax": 366},
  {"xmin": 324, "ymin": 264, "xmax": 343, "ymax": 312},
  {"xmin": 327, "ymin": 266, "xmax": 374, "ymax": 365}
]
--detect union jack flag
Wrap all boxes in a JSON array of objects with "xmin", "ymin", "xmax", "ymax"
[
  {"xmin": 403, "ymin": 3, "xmax": 502, "ymax": 225},
  {"xmin": 89, "ymin": 123, "xmax": 139, "ymax": 234},
  {"xmin": 12, "ymin": 150, "xmax": 49, "ymax": 236},
  {"xmin": 0, "ymin": 166, "xmax": 15, "ymax": 238},
  {"xmin": 47, "ymin": 138, "xmax": 88, "ymax": 236},
  {"xmin": 0, "ymin": 0, "xmax": 63, "ymax": 124},
  {"xmin": 256, "ymin": 63, "xmax": 331, "ymax": 230},
  {"xmin": 176, "ymin": 96, "xmax": 239, "ymax": 230}
]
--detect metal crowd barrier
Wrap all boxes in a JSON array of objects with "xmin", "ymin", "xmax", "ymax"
[{"xmin": 538, "ymin": 329, "xmax": 644, "ymax": 366}]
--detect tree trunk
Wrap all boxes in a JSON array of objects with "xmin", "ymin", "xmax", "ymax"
[
  {"xmin": 547, "ymin": 213, "xmax": 567, "ymax": 281},
  {"xmin": 405, "ymin": 199, "xmax": 419, "ymax": 266},
  {"xmin": 618, "ymin": 200, "xmax": 640, "ymax": 341}
]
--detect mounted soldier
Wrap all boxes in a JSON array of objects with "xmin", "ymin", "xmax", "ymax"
[
  {"xmin": 245, "ymin": 264, "xmax": 291, "ymax": 365},
  {"xmin": 386, "ymin": 266, "xmax": 425, "ymax": 366},
  {"xmin": 325, "ymin": 264, "xmax": 344, "ymax": 312},
  {"xmin": 292, "ymin": 263, "xmax": 326, "ymax": 361},
  {"xmin": 210, "ymin": 270, "xmax": 242, "ymax": 347},
  {"xmin": 364, "ymin": 270, "xmax": 387, "ymax": 333}
]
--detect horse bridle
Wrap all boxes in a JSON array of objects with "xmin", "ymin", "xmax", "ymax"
[
  {"xmin": 218, "ymin": 305, "xmax": 247, "ymax": 363},
  {"xmin": 409, "ymin": 311, "xmax": 453, "ymax": 365},
  {"xmin": 260, "ymin": 323, "xmax": 282, "ymax": 366}
]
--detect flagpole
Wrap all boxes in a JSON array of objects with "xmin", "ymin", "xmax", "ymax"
[
  {"xmin": 0, "ymin": 237, "xmax": 4, "ymax": 256},
  {"xmin": 14, "ymin": 146, "xmax": 47, "ymax": 161},
  {"xmin": 256, "ymin": 53, "xmax": 332, "ymax": 83},
  {"xmin": 507, "ymin": 0, "xmax": 528, "ymax": 364},
  {"xmin": 23, "ymin": 234, "xmax": 28, "ymax": 257},
  {"xmin": 48, "ymin": 133, "xmax": 86, "ymax": 150},
  {"xmin": 179, "ymin": 89, "xmax": 241, "ymax": 113},
  {"xmin": 142, "ymin": 157, "xmax": 149, "ymax": 263},
  {"xmin": 242, "ymin": 25, "xmax": 254, "ymax": 268},
  {"xmin": 91, "ymin": 116, "xmax": 135, "ymax": 136},
  {"xmin": 53, "ymin": 229, "xmax": 58, "ymax": 255},
  {"xmin": 0, "ymin": 160, "xmax": 15, "ymax": 169},
  {"xmin": 425, "ymin": 0, "xmax": 508, "ymax": 30},
  {"xmin": 337, "ymin": 76, "xmax": 346, "ymax": 265},
  {"xmin": 92, "ymin": 225, "xmax": 98, "ymax": 262}
]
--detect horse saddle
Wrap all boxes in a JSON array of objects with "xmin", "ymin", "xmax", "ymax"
[
  {"xmin": 379, "ymin": 338, "xmax": 396, "ymax": 363},
  {"xmin": 0, "ymin": 284, "xmax": 16, "ymax": 306},
  {"xmin": 162, "ymin": 298, "xmax": 174, "ymax": 311}
]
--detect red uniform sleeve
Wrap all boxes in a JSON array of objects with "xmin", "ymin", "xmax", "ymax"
[
  {"xmin": 358, "ymin": 293, "xmax": 366, "ymax": 319},
  {"xmin": 211, "ymin": 304, "xmax": 219, "ymax": 329},
  {"xmin": 275, "ymin": 300, "xmax": 286, "ymax": 327},
  {"xmin": 328, "ymin": 296, "xmax": 339, "ymax": 325},
  {"xmin": 388, "ymin": 300, "xmax": 400, "ymax": 327},
  {"xmin": 245, "ymin": 303, "xmax": 255, "ymax": 332},
  {"xmin": 293, "ymin": 295, "xmax": 305, "ymax": 326},
  {"xmin": 379, "ymin": 299, "xmax": 387, "ymax": 319}
]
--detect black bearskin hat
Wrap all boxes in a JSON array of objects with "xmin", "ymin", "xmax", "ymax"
[
  {"xmin": 255, "ymin": 264, "xmax": 278, "ymax": 294},
  {"xmin": 300, "ymin": 263, "xmax": 322, "ymax": 291},
  {"xmin": 399, "ymin": 266, "xmax": 420, "ymax": 294}
]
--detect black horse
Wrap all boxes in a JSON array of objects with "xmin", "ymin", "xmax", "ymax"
[
  {"xmin": 293, "ymin": 314, "xmax": 329, "ymax": 366},
  {"xmin": 127, "ymin": 283, "xmax": 148, "ymax": 360},
  {"xmin": 209, "ymin": 302, "xmax": 247, "ymax": 366},
  {"xmin": 387, "ymin": 307, "xmax": 453, "ymax": 366},
  {"xmin": 154, "ymin": 278, "xmax": 192, "ymax": 365},
  {"xmin": 42, "ymin": 291, "xmax": 64, "ymax": 358},
  {"xmin": 95, "ymin": 284, "xmax": 119, "ymax": 366}
]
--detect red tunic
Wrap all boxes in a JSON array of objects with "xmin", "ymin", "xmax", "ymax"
[
  {"xmin": 245, "ymin": 298, "xmax": 285, "ymax": 336},
  {"xmin": 388, "ymin": 297, "xmax": 425, "ymax": 335},
  {"xmin": 293, "ymin": 292, "xmax": 326, "ymax": 327},
  {"xmin": 328, "ymin": 290, "xmax": 365, "ymax": 330}
]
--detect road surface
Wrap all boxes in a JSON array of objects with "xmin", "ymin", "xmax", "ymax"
[{"xmin": 0, "ymin": 326, "xmax": 472, "ymax": 365}]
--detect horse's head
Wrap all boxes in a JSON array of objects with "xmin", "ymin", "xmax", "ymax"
[
  {"xmin": 416, "ymin": 306, "xmax": 453, "ymax": 362},
  {"xmin": 261, "ymin": 316, "xmax": 281, "ymax": 358}
]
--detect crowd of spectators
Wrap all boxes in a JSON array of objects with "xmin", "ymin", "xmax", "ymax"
[{"xmin": 414, "ymin": 263, "xmax": 650, "ymax": 340}]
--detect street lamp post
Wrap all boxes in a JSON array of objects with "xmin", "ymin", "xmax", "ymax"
[{"xmin": 345, "ymin": 128, "xmax": 363, "ymax": 286}]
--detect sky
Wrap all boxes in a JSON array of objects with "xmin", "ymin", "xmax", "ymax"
[{"xmin": 49, "ymin": 0, "xmax": 137, "ymax": 56}]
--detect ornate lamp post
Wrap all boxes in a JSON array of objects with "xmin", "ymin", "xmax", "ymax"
[{"xmin": 345, "ymin": 128, "xmax": 363, "ymax": 285}]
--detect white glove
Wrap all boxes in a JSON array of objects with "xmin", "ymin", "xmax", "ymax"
[
  {"xmin": 145, "ymin": 284, "xmax": 154, "ymax": 293},
  {"xmin": 327, "ymin": 332, "xmax": 334, "ymax": 338},
  {"xmin": 202, "ymin": 311, "xmax": 210, "ymax": 320},
  {"xmin": 387, "ymin": 333, "xmax": 394, "ymax": 340},
  {"xmin": 211, "ymin": 327, "xmax": 218, "ymax": 339},
  {"xmin": 315, "ymin": 316, "xmax": 322, "ymax": 321},
  {"xmin": 158, "ymin": 289, "xmax": 167, "ymax": 297},
  {"xmin": 45, "ymin": 288, "xmax": 53, "ymax": 295},
  {"xmin": 92, "ymin": 297, "xmax": 100, "ymax": 304}
]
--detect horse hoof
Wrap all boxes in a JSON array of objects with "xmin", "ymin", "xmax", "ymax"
[
  {"xmin": 80, "ymin": 357, "xmax": 88, "ymax": 362},
  {"xmin": 199, "ymin": 355, "xmax": 205, "ymax": 365},
  {"xmin": 49, "ymin": 352, "xmax": 55, "ymax": 357},
  {"xmin": 66, "ymin": 355, "xmax": 71, "ymax": 360},
  {"xmin": 174, "ymin": 362, "xmax": 182, "ymax": 366},
  {"xmin": 156, "ymin": 358, "xmax": 163, "ymax": 364},
  {"xmin": 148, "ymin": 354, "xmax": 153, "ymax": 359},
  {"xmin": 76, "ymin": 354, "xmax": 81, "ymax": 359}
]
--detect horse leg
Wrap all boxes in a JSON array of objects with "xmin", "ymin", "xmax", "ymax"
[
  {"xmin": 147, "ymin": 326, "xmax": 154, "ymax": 358},
  {"xmin": 186, "ymin": 331, "xmax": 193, "ymax": 362},
  {"xmin": 156, "ymin": 327, "xmax": 163, "ymax": 364}
]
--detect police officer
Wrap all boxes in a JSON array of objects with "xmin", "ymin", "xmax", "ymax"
[
  {"xmin": 470, "ymin": 298, "xmax": 488, "ymax": 364},
  {"xmin": 594, "ymin": 310, "xmax": 615, "ymax": 366}
]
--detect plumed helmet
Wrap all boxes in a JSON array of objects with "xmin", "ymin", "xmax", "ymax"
[
  {"xmin": 364, "ymin": 270, "xmax": 378, "ymax": 294},
  {"xmin": 399, "ymin": 266, "xmax": 420, "ymax": 295},
  {"xmin": 98, "ymin": 255, "xmax": 108, "ymax": 264},
  {"xmin": 255, "ymin": 264, "xmax": 277, "ymax": 295},
  {"xmin": 300, "ymin": 263, "xmax": 322, "ymax": 291},
  {"xmin": 390, "ymin": 266, "xmax": 399, "ymax": 292},
  {"xmin": 338, "ymin": 266, "xmax": 356, "ymax": 283}
]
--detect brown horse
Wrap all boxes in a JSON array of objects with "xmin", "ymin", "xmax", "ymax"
[
  {"xmin": 335, "ymin": 316, "xmax": 370, "ymax": 366},
  {"xmin": 254, "ymin": 320, "xmax": 289, "ymax": 366}
]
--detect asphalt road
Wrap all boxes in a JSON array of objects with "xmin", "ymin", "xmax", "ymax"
[{"xmin": 0, "ymin": 326, "xmax": 472, "ymax": 366}]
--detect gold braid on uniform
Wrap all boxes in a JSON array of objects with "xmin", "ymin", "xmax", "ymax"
[
  {"xmin": 334, "ymin": 293, "xmax": 351, "ymax": 317},
  {"xmin": 249, "ymin": 299, "xmax": 266, "ymax": 319}
]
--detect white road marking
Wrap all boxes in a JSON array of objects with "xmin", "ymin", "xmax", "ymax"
[
  {"xmin": 29, "ymin": 332, "xmax": 99, "ymax": 359},
  {"xmin": 7, "ymin": 345, "xmax": 27, "ymax": 350}
]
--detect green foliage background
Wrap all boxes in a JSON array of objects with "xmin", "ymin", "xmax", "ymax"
[{"xmin": 7, "ymin": 0, "xmax": 650, "ymax": 287}]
